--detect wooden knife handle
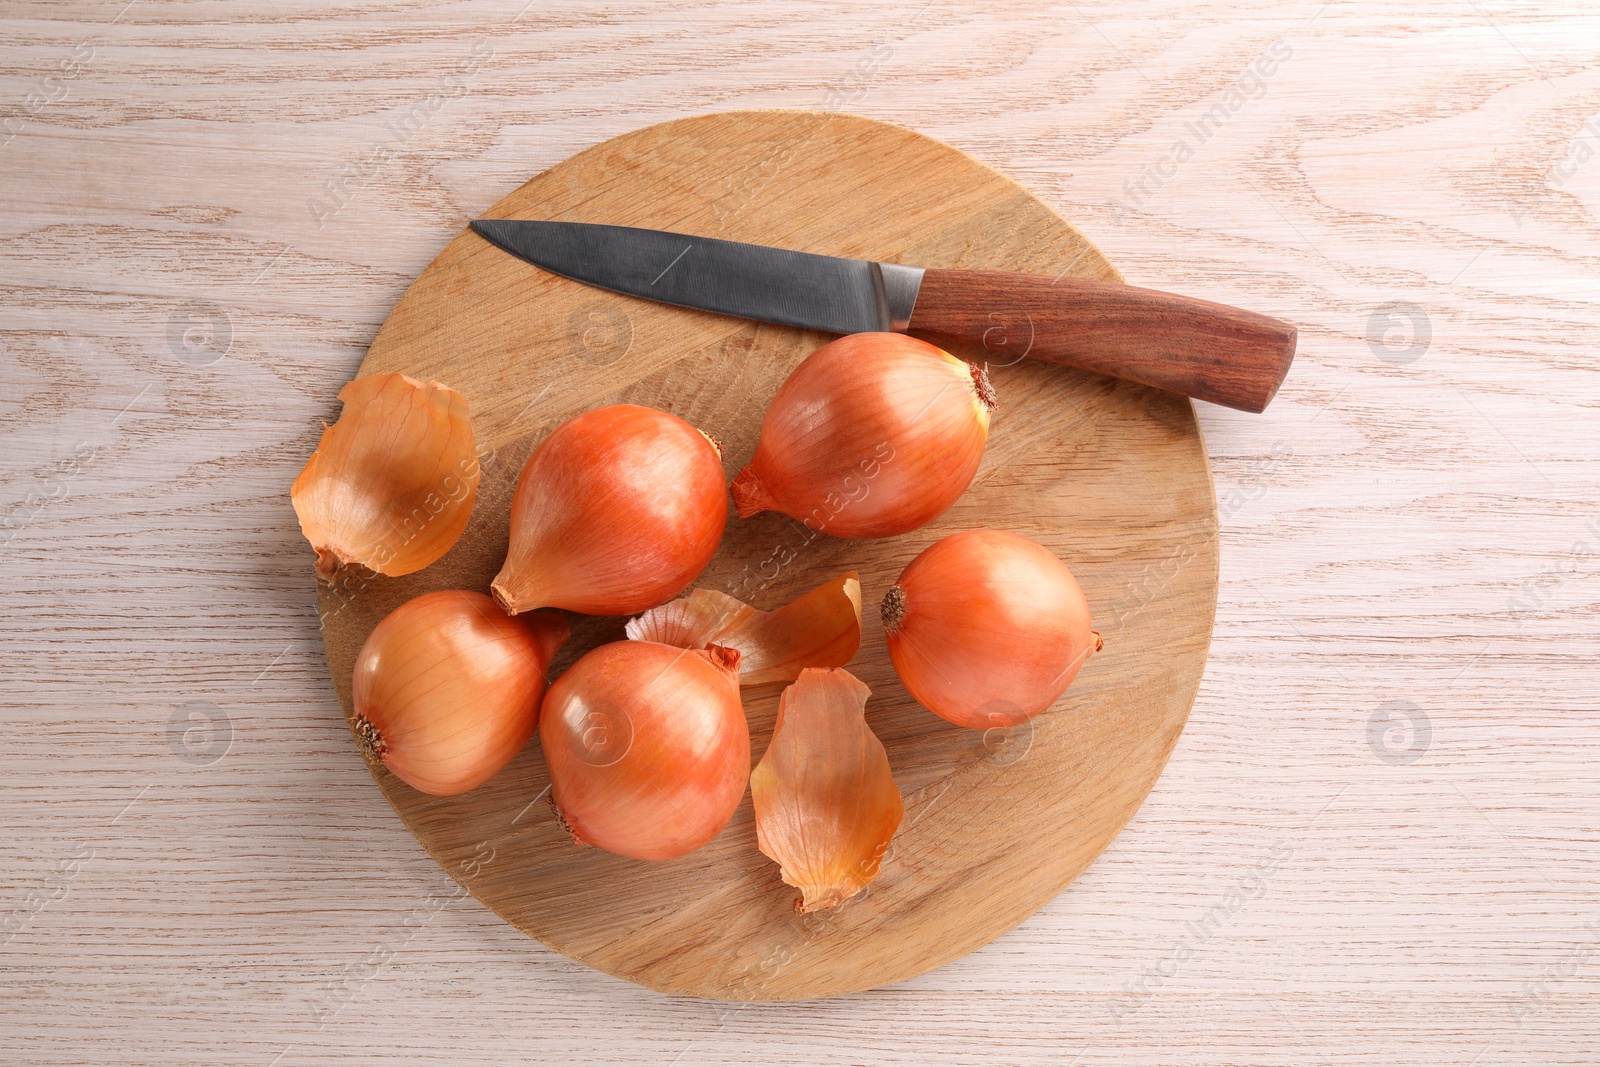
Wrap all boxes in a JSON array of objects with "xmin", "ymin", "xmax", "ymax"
[{"xmin": 905, "ymin": 268, "xmax": 1297, "ymax": 413}]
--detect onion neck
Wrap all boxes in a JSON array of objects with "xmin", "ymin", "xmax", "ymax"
[
  {"xmin": 729, "ymin": 467, "xmax": 775, "ymax": 519},
  {"xmin": 313, "ymin": 545, "xmax": 348, "ymax": 582},
  {"xmin": 522, "ymin": 611, "xmax": 572, "ymax": 663},
  {"xmin": 701, "ymin": 643, "xmax": 742, "ymax": 677},
  {"xmin": 490, "ymin": 576, "xmax": 525, "ymax": 616}
]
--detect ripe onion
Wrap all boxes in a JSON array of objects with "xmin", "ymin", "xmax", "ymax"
[
  {"xmin": 730, "ymin": 333, "xmax": 995, "ymax": 539},
  {"xmin": 541, "ymin": 640, "xmax": 749, "ymax": 861},
  {"xmin": 624, "ymin": 572, "xmax": 862, "ymax": 685},
  {"xmin": 351, "ymin": 590, "xmax": 569, "ymax": 796},
  {"xmin": 292, "ymin": 373, "xmax": 479, "ymax": 580},
  {"xmin": 882, "ymin": 530, "xmax": 1101, "ymax": 728},
  {"xmin": 751, "ymin": 668, "xmax": 903, "ymax": 912},
  {"xmin": 491, "ymin": 404, "xmax": 727, "ymax": 616}
]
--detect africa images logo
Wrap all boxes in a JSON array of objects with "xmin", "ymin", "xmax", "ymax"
[{"xmin": 1106, "ymin": 39, "xmax": 1293, "ymax": 218}]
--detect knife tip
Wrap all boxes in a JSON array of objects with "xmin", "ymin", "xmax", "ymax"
[{"xmin": 470, "ymin": 219, "xmax": 518, "ymax": 253}]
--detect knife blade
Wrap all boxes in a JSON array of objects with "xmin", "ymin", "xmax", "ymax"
[{"xmin": 470, "ymin": 218, "xmax": 1296, "ymax": 413}]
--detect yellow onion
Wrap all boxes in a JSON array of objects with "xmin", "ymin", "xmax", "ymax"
[
  {"xmin": 540, "ymin": 640, "xmax": 749, "ymax": 861},
  {"xmin": 731, "ymin": 333, "xmax": 995, "ymax": 539},
  {"xmin": 491, "ymin": 404, "xmax": 727, "ymax": 616},
  {"xmin": 751, "ymin": 668, "xmax": 903, "ymax": 912},
  {"xmin": 624, "ymin": 572, "xmax": 861, "ymax": 685},
  {"xmin": 292, "ymin": 373, "xmax": 479, "ymax": 580},
  {"xmin": 351, "ymin": 590, "xmax": 568, "ymax": 795},
  {"xmin": 882, "ymin": 529, "xmax": 1101, "ymax": 728}
]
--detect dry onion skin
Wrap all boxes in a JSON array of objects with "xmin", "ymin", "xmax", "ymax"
[
  {"xmin": 751, "ymin": 668, "xmax": 903, "ymax": 912},
  {"xmin": 882, "ymin": 529, "xmax": 1101, "ymax": 729},
  {"xmin": 491, "ymin": 404, "xmax": 728, "ymax": 617},
  {"xmin": 292, "ymin": 373, "xmax": 479, "ymax": 581},
  {"xmin": 730, "ymin": 333, "xmax": 995, "ymax": 539},
  {"xmin": 624, "ymin": 572, "xmax": 862, "ymax": 685},
  {"xmin": 540, "ymin": 640, "xmax": 749, "ymax": 861},
  {"xmin": 351, "ymin": 590, "xmax": 569, "ymax": 796}
]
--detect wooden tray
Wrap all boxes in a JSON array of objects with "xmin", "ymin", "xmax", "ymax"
[{"xmin": 317, "ymin": 110, "xmax": 1218, "ymax": 1001}]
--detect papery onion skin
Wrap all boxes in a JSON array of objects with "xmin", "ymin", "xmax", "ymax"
[
  {"xmin": 624, "ymin": 572, "xmax": 862, "ymax": 685},
  {"xmin": 730, "ymin": 333, "xmax": 994, "ymax": 539},
  {"xmin": 292, "ymin": 373, "xmax": 479, "ymax": 581},
  {"xmin": 882, "ymin": 530, "xmax": 1101, "ymax": 729},
  {"xmin": 751, "ymin": 668, "xmax": 903, "ymax": 912},
  {"xmin": 541, "ymin": 640, "xmax": 749, "ymax": 861},
  {"xmin": 351, "ymin": 590, "xmax": 568, "ymax": 796},
  {"xmin": 491, "ymin": 405, "xmax": 728, "ymax": 617}
]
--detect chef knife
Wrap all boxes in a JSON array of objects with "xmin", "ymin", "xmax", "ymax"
[{"xmin": 470, "ymin": 219, "xmax": 1296, "ymax": 413}]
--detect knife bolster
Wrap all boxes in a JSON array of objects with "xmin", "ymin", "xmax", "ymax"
[{"xmin": 873, "ymin": 262, "xmax": 925, "ymax": 332}]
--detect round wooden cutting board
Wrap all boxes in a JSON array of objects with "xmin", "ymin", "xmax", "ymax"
[{"xmin": 316, "ymin": 110, "xmax": 1218, "ymax": 1001}]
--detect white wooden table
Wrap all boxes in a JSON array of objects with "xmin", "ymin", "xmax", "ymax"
[{"xmin": 3, "ymin": 2, "xmax": 1597, "ymax": 1064}]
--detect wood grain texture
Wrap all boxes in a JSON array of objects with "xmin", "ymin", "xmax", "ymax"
[
  {"xmin": 908, "ymin": 268, "xmax": 1297, "ymax": 411},
  {"xmin": 1, "ymin": 0, "xmax": 1597, "ymax": 1063},
  {"xmin": 320, "ymin": 109, "xmax": 1216, "ymax": 1000}
]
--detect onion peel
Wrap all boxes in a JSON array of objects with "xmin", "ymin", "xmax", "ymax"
[
  {"xmin": 751, "ymin": 667, "xmax": 903, "ymax": 913},
  {"xmin": 624, "ymin": 573, "xmax": 862, "ymax": 685},
  {"xmin": 292, "ymin": 373, "xmax": 479, "ymax": 581}
]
